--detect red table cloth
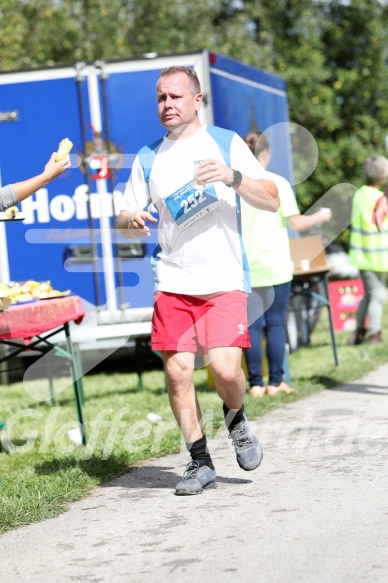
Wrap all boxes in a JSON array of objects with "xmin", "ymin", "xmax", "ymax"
[{"xmin": 0, "ymin": 295, "xmax": 85, "ymax": 342}]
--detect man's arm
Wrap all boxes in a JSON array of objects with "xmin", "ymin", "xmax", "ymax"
[
  {"xmin": 117, "ymin": 209, "xmax": 157, "ymax": 239},
  {"xmin": 195, "ymin": 159, "xmax": 279, "ymax": 211},
  {"xmin": 237, "ymin": 176, "xmax": 279, "ymax": 211},
  {"xmin": 117, "ymin": 154, "xmax": 158, "ymax": 238}
]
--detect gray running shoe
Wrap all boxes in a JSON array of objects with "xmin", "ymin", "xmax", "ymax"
[
  {"xmin": 175, "ymin": 460, "xmax": 217, "ymax": 495},
  {"xmin": 229, "ymin": 414, "xmax": 263, "ymax": 471}
]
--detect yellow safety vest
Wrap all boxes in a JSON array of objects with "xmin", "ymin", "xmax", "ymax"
[{"xmin": 349, "ymin": 185, "xmax": 388, "ymax": 272}]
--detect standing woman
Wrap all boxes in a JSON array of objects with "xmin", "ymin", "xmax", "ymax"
[
  {"xmin": 348, "ymin": 156, "xmax": 388, "ymax": 345},
  {"xmin": 241, "ymin": 131, "xmax": 332, "ymax": 397}
]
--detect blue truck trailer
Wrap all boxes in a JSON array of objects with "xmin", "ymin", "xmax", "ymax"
[{"xmin": 0, "ymin": 50, "xmax": 293, "ymax": 349}]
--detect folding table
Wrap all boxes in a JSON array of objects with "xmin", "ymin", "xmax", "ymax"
[
  {"xmin": 289, "ymin": 235, "xmax": 339, "ymax": 366},
  {"xmin": 0, "ymin": 295, "xmax": 87, "ymax": 445}
]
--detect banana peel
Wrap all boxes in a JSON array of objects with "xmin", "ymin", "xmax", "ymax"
[
  {"xmin": 4, "ymin": 206, "xmax": 18, "ymax": 219},
  {"xmin": 55, "ymin": 138, "xmax": 73, "ymax": 162}
]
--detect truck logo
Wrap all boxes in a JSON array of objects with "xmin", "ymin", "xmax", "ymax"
[
  {"xmin": 20, "ymin": 185, "xmax": 124, "ymax": 224},
  {"xmin": 77, "ymin": 132, "xmax": 124, "ymax": 180}
]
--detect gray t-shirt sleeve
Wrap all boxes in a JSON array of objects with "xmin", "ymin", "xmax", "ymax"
[{"xmin": 0, "ymin": 184, "xmax": 18, "ymax": 211}]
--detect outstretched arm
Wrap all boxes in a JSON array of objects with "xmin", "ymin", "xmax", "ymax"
[
  {"xmin": 11, "ymin": 152, "xmax": 71, "ymax": 202},
  {"xmin": 288, "ymin": 208, "xmax": 332, "ymax": 231}
]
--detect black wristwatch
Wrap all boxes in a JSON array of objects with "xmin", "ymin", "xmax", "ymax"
[{"xmin": 226, "ymin": 169, "xmax": 242, "ymax": 188}]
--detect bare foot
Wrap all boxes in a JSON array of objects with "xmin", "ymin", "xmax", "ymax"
[
  {"xmin": 267, "ymin": 381, "xmax": 296, "ymax": 396},
  {"xmin": 249, "ymin": 385, "xmax": 266, "ymax": 398}
]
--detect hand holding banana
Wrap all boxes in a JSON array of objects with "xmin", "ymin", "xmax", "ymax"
[
  {"xmin": 2, "ymin": 139, "xmax": 74, "ymax": 209},
  {"xmin": 43, "ymin": 138, "xmax": 73, "ymax": 182},
  {"xmin": 55, "ymin": 138, "xmax": 73, "ymax": 162}
]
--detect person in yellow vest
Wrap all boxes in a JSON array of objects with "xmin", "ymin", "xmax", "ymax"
[{"xmin": 348, "ymin": 155, "xmax": 388, "ymax": 345}]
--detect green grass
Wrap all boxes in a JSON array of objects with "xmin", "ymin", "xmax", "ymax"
[{"xmin": 0, "ymin": 308, "xmax": 387, "ymax": 534}]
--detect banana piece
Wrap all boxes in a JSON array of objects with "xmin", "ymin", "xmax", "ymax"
[
  {"xmin": 55, "ymin": 138, "xmax": 73, "ymax": 162},
  {"xmin": 4, "ymin": 206, "xmax": 18, "ymax": 219},
  {"xmin": 39, "ymin": 281, "xmax": 52, "ymax": 292},
  {"xmin": 0, "ymin": 283, "xmax": 12, "ymax": 293},
  {"xmin": 24, "ymin": 280, "xmax": 40, "ymax": 289},
  {"xmin": 4, "ymin": 279, "xmax": 69, "ymax": 303},
  {"xmin": 21, "ymin": 280, "xmax": 41, "ymax": 293},
  {"xmin": 16, "ymin": 292, "xmax": 33, "ymax": 302}
]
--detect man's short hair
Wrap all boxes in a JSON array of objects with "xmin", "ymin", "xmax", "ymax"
[
  {"xmin": 244, "ymin": 130, "xmax": 270, "ymax": 157},
  {"xmin": 364, "ymin": 155, "xmax": 388, "ymax": 185},
  {"xmin": 158, "ymin": 66, "xmax": 201, "ymax": 95}
]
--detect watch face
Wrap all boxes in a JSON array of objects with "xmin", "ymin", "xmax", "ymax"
[
  {"xmin": 234, "ymin": 170, "xmax": 242, "ymax": 184},
  {"xmin": 226, "ymin": 169, "xmax": 242, "ymax": 187}
]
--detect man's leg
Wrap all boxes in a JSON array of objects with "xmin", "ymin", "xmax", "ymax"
[
  {"xmin": 161, "ymin": 350, "xmax": 201, "ymax": 443},
  {"xmin": 208, "ymin": 346, "xmax": 246, "ymax": 410},
  {"xmin": 208, "ymin": 346, "xmax": 263, "ymax": 471},
  {"xmin": 162, "ymin": 350, "xmax": 216, "ymax": 494}
]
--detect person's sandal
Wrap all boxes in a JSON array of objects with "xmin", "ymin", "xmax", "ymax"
[
  {"xmin": 267, "ymin": 381, "xmax": 296, "ymax": 396},
  {"xmin": 249, "ymin": 385, "xmax": 266, "ymax": 398}
]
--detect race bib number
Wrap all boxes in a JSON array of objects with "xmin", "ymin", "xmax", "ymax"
[{"xmin": 165, "ymin": 181, "xmax": 219, "ymax": 231}]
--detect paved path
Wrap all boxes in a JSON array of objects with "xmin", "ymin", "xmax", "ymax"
[{"xmin": 1, "ymin": 364, "xmax": 388, "ymax": 582}]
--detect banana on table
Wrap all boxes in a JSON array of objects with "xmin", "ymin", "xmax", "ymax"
[{"xmin": 0, "ymin": 280, "xmax": 70, "ymax": 303}]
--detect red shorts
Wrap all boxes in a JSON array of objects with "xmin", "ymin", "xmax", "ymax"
[{"xmin": 151, "ymin": 290, "xmax": 250, "ymax": 355}]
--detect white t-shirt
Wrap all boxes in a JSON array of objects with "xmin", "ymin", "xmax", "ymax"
[
  {"xmin": 121, "ymin": 125, "xmax": 266, "ymax": 295},
  {"xmin": 242, "ymin": 170, "xmax": 300, "ymax": 286}
]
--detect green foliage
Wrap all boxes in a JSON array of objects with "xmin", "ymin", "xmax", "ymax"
[{"xmin": 242, "ymin": 0, "xmax": 388, "ymax": 246}]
